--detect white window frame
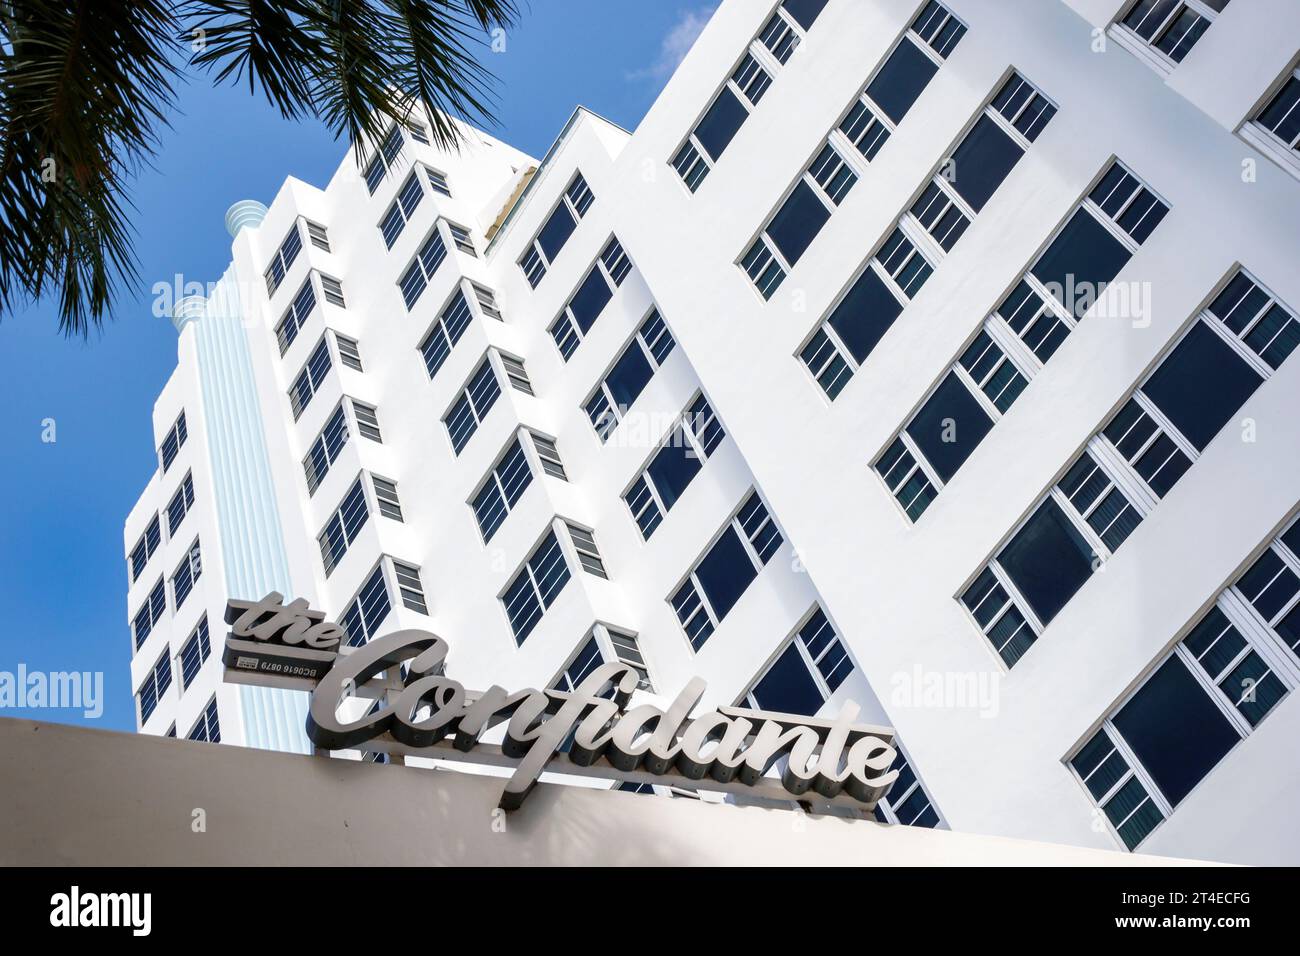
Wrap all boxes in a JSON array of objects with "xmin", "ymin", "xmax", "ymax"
[
  {"xmin": 177, "ymin": 614, "xmax": 212, "ymax": 691},
  {"xmin": 622, "ymin": 392, "xmax": 724, "ymax": 539},
  {"xmin": 959, "ymin": 295, "xmax": 1282, "ymax": 667},
  {"xmin": 421, "ymin": 163, "xmax": 452, "ymax": 197},
  {"xmin": 398, "ymin": 225, "xmax": 449, "ymax": 310},
  {"xmin": 340, "ymin": 560, "xmax": 393, "ymax": 647},
  {"xmin": 442, "ymin": 354, "xmax": 502, "ymax": 455},
  {"xmin": 469, "ymin": 432, "xmax": 534, "ymax": 543},
  {"xmin": 985, "ymin": 158, "xmax": 1170, "ymax": 374},
  {"xmin": 872, "ymin": 318, "xmax": 1034, "ymax": 523},
  {"xmin": 902, "ymin": 71, "xmax": 1056, "ymax": 265},
  {"xmin": 446, "ymin": 219, "xmax": 477, "ymax": 257},
  {"xmin": 417, "ymin": 283, "xmax": 475, "ymax": 380},
  {"xmin": 171, "ymin": 537, "xmax": 203, "ymax": 609},
  {"xmin": 552, "ymin": 624, "xmax": 654, "ymax": 694},
  {"xmin": 669, "ymin": 490, "xmax": 782, "ymax": 652},
  {"xmin": 499, "ymin": 523, "xmax": 573, "ymax": 643},
  {"xmin": 669, "ymin": 3, "xmax": 804, "ymax": 195},
  {"xmin": 378, "ymin": 170, "xmax": 425, "ymax": 247},
  {"xmin": 165, "ymin": 471, "xmax": 196, "ymax": 537},
  {"xmin": 549, "ymin": 236, "xmax": 633, "ymax": 360},
  {"xmin": 263, "ymin": 220, "xmax": 305, "ymax": 297},
  {"xmin": 158, "ymin": 411, "xmax": 188, "ymax": 473},
  {"xmin": 1067, "ymin": 530, "xmax": 1300, "ymax": 853},
  {"xmin": 1241, "ymin": 59, "xmax": 1300, "ymax": 182},
  {"xmin": 517, "ymin": 171, "xmax": 594, "ymax": 285},
  {"xmin": 738, "ymin": 137, "xmax": 860, "ymax": 299},
  {"xmin": 827, "ymin": 5, "xmax": 964, "ymax": 167},
  {"xmin": 795, "ymin": 225, "xmax": 938, "ymax": 400},
  {"xmin": 128, "ymin": 513, "xmax": 162, "ymax": 582},
  {"xmin": 318, "ymin": 474, "xmax": 370, "ymax": 577},
  {"xmin": 524, "ymin": 429, "xmax": 567, "ymax": 481},
  {"xmin": 872, "ymin": 740, "xmax": 945, "ymax": 828},
  {"xmin": 389, "ymin": 557, "xmax": 429, "ymax": 615},
  {"xmin": 736, "ymin": 605, "xmax": 852, "ymax": 713},
  {"xmin": 495, "ymin": 350, "xmax": 534, "ymax": 395},
  {"xmin": 583, "ymin": 307, "xmax": 677, "ymax": 441},
  {"xmin": 369, "ymin": 472, "xmax": 403, "ymax": 522},
  {"xmin": 1109, "ymin": 0, "xmax": 1227, "ymax": 77},
  {"xmin": 560, "ymin": 520, "xmax": 608, "ymax": 579}
]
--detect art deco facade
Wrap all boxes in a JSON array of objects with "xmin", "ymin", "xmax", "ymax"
[{"xmin": 124, "ymin": 0, "xmax": 1300, "ymax": 864}]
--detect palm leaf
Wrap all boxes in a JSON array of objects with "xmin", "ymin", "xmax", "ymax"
[{"xmin": 0, "ymin": 0, "xmax": 518, "ymax": 337}]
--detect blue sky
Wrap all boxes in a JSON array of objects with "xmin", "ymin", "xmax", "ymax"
[{"xmin": 0, "ymin": 1, "xmax": 715, "ymax": 732}]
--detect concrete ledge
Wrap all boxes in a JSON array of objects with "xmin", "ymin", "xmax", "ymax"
[{"xmin": 0, "ymin": 719, "xmax": 1205, "ymax": 866}]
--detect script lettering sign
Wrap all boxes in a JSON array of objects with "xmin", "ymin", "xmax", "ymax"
[{"xmin": 221, "ymin": 593, "xmax": 899, "ymax": 812}]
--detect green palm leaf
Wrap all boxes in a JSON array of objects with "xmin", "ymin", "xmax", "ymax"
[{"xmin": 0, "ymin": 0, "xmax": 518, "ymax": 338}]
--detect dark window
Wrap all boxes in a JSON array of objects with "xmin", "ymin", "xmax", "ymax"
[
  {"xmin": 782, "ymin": 0, "xmax": 828, "ymax": 31},
  {"xmin": 1031, "ymin": 210, "xmax": 1132, "ymax": 317},
  {"xmin": 1282, "ymin": 521, "xmax": 1300, "ymax": 560},
  {"xmin": 998, "ymin": 498, "xmax": 1095, "ymax": 626},
  {"xmin": 826, "ymin": 267, "xmax": 905, "ymax": 363},
  {"xmin": 1142, "ymin": 321, "xmax": 1262, "ymax": 451},
  {"xmin": 751, "ymin": 643, "xmax": 824, "ymax": 716},
  {"xmin": 341, "ymin": 565, "xmax": 391, "ymax": 647},
  {"xmin": 866, "ymin": 38, "xmax": 938, "ymax": 124},
  {"xmin": 647, "ymin": 439, "xmax": 703, "ymax": 511},
  {"xmin": 948, "ymin": 115, "xmax": 1023, "ymax": 213},
  {"xmin": 1113, "ymin": 655, "xmax": 1239, "ymax": 806},
  {"xmin": 766, "ymin": 180, "xmax": 831, "ymax": 265},
  {"xmin": 604, "ymin": 345, "xmax": 654, "ymax": 411},
  {"xmin": 568, "ymin": 268, "xmax": 614, "ymax": 334},
  {"xmin": 536, "ymin": 204, "xmax": 577, "ymax": 261},
  {"xmin": 503, "ymin": 530, "xmax": 571, "ymax": 643},
  {"xmin": 694, "ymin": 527, "xmax": 758, "ymax": 621},
  {"xmin": 1256, "ymin": 75, "xmax": 1300, "ymax": 149},
  {"xmin": 1088, "ymin": 164, "xmax": 1169, "ymax": 243},
  {"xmin": 907, "ymin": 372, "xmax": 994, "ymax": 483},
  {"xmin": 694, "ymin": 87, "xmax": 749, "ymax": 161},
  {"xmin": 1236, "ymin": 548, "xmax": 1299, "ymax": 623}
]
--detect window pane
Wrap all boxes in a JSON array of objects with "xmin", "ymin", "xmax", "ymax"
[
  {"xmin": 906, "ymin": 372, "xmax": 994, "ymax": 483},
  {"xmin": 1030, "ymin": 210, "xmax": 1132, "ymax": 317},
  {"xmin": 1113, "ymin": 655, "xmax": 1239, "ymax": 806},
  {"xmin": 782, "ymin": 0, "xmax": 828, "ymax": 31},
  {"xmin": 694, "ymin": 527, "xmax": 757, "ymax": 621},
  {"xmin": 694, "ymin": 87, "xmax": 748, "ymax": 161},
  {"xmin": 867, "ymin": 38, "xmax": 939, "ymax": 125},
  {"xmin": 1123, "ymin": 0, "xmax": 1179, "ymax": 40},
  {"xmin": 568, "ymin": 268, "xmax": 614, "ymax": 334},
  {"xmin": 647, "ymin": 439, "xmax": 703, "ymax": 511},
  {"xmin": 766, "ymin": 180, "xmax": 831, "ymax": 266},
  {"xmin": 998, "ymin": 498, "xmax": 1095, "ymax": 625},
  {"xmin": 948, "ymin": 115, "xmax": 1023, "ymax": 213},
  {"xmin": 751, "ymin": 643, "xmax": 824, "ymax": 716},
  {"xmin": 1256, "ymin": 76, "xmax": 1300, "ymax": 145},
  {"xmin": 1142, "ymin": 321, "xmax": 1262, "ymax": 452},
  {"xmin": 826, "ymin": 267, "xmax": 905, "ymax": 364},
  {"xmin": 605, "ymin": 345, "xmax": 655, "ymax": 410},
  {"xmin": 536, "ymin": 204, "xmax": 577, "ymax": 261}
]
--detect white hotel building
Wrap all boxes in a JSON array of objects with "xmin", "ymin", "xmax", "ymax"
[{"xmin": 122, "ymin": 0, "xmax": 1300, "ymax": 864}]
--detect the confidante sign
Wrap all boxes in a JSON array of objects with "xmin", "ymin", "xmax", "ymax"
[{"xmin": 222, "ymin": 593, "xmax": 898, "ymax": 812}]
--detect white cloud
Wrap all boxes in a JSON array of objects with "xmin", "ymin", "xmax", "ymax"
[{"xmin": 626, "ymin": 5, "xmax": 717, "ymax": 83}]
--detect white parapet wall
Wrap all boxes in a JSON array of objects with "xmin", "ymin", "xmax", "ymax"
[{"xmin": 1, "ymin": 719, "xmax": 1207, "ymax": 866}]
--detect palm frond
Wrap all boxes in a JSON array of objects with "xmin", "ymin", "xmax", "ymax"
[
  {"xmin": 0, "ymin": 0, "xmax": 180, "ymax": 336},
  {"xmin": 183, "ymin": 0, "xmax": 322, "ymax": 121},
  {"xmin": 0, "ymin": 0, "xmax": 518, "ymax": 337}
]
